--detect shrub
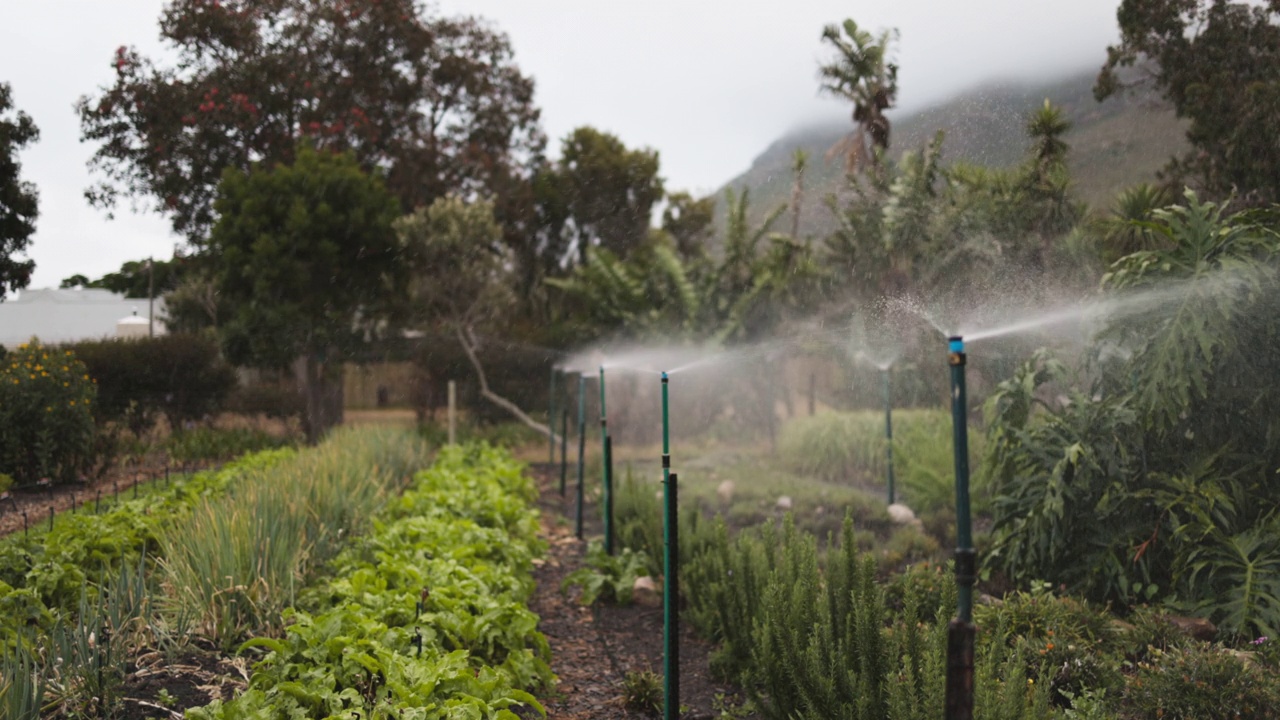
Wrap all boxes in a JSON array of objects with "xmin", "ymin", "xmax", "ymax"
[
  {"xmin": 623, "ymin": 669, "xmax": 663, "ymax": 715},
  {"xmin": 0, "ymin": 341, "xmax": 97, "ymax": 485},
  {"xmin": 562, "ymin": 543, "xmax": 652, "ymax": 605},
  {"xmin": 1123, "ymin": 642, "xmax": 1280, "ymax": 719},
  {"xmin": 976, "ymin": 584, "xmax": 1125, "ymax": 709},
  {"xmin": 69, "ymin": 334, "xmax": 236, "ymax": 434},
  {"xmin": 163, "ymin": 426, "xmax": 293, "ymax": 463},
  {"xmin": 223, "ymin": 380, "xmax": 304, "ymax": 421}
]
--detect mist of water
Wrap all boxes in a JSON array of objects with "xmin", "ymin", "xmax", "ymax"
[{"xmin": 956, "ymin": 266, "xmax": 1260, "ymax": 344}]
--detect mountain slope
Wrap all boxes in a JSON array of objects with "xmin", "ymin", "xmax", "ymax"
[{"xmin": 719, "ymin": 68, "xmax": 1188, "ymax": 239}]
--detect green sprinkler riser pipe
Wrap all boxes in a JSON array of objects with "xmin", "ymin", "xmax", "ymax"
[
  {"xmin": 945, "ymin": 336, "xmax": 976, "ymax": 720},
  {"xmin": 549, "ymin": 367, "xmax": 557, "ymax": 465},
  {"xmin": 948, "ymin": 338, "xmax": 975, "ymax": 616},
  {"xmin": 559, "ymin": 407, "xmax": 569, "ymax": 496},
  {"xmin": 883, "ymin": 367, "xmax": 896, "ymax": 506},
  {"xmin": 661, "ymin": 373, "xmax": 679, "ymax": 720},
  {"xmin": 576, "ymin": 373, "xmax": 587, "ymax": 539},
  {"xmin": 604, "ymin": 435, "xmax": 615, "ymax": 556},
  {"xmin": 599, "ymin": 365, "xmax": 613, "ymax": 555}
]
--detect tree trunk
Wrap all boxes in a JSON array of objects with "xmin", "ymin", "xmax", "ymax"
[{"xmin": 295, "ymin": 353, "xmax": 345, "ymax": 444}]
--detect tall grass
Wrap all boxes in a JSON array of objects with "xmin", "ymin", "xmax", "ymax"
[
  {"xmin": 778, "ymin": 409, "xmax": 985, "ymax": 513},
  {"xmin": 160, "ymin": 426, "xmax": 428, "ymax": 646}
]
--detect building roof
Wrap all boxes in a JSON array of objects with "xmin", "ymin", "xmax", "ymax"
[{"xmin": 0, "ymin": 288, "xmax": 166, "ymax": 348}]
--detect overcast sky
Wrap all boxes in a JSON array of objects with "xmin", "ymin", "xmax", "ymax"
[{"xmin": 1, "ymin": 0, "xmax": 1124, "ymax": 290}]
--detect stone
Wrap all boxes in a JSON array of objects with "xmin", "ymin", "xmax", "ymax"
[
  {"xmin": 887, "ymin": 503, "xmax": 918, "ymax": 525},
  {"xmin": 716, "ymin": 480, "xmax": 735, "ymax": 505},
  {"xmin": 1164, "ymin": 614, "xmax": 1217, "ymax": 642},
  {"xmin": 632, "ymin": 576, "xmax": 661, "ymax": 607},
  {"xmin": 776, "ymin": 495, "xmax": 792, "ymax": 510}
]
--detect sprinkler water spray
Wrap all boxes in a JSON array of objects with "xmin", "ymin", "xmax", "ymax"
[
  {"xmin": 576, "ymin": 373, "xmax": 586, "ymax": 539},
  {"xmin": 883, "ymin": 365, "xmax": 896, "ymax": 505},
  {"xmin": 660, "ymin": 372, "xmax": 679, "ymax": 720},
  {"xmin": 945, "ymin": 336, "xmax": 976, "ymax": 720},
  {"xmin": 599, "ymin": 365, "xmax": 614, "ymax": 555}
]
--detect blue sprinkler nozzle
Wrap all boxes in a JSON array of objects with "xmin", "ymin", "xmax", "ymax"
[
  {"xmin": 948, "ymin": 336, "xmax": 965, "ymax": 354},
  {"xmin": 661, "ymin": 371, "xmax": 669, "ymax": 381}
]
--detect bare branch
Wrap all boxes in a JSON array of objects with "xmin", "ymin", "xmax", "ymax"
[{"xmin": 456, "ymin": 323, "xmax": 553, "ymax": 439}]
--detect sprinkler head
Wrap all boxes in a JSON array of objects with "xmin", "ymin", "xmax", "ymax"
[
  {"xmin": 948, "ymin": 336, "xmax": 966, "ymax": 367},
  {"xmin": 661, "ymin": 371, "xmax": 669, "ymax": 383}
]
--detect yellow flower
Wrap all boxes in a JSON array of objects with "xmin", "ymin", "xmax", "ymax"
[{"xmin": 69, "ymin": 400, "xmax": 76, "ymax": 406}]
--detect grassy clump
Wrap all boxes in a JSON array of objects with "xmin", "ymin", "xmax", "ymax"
[
  {"xmin": 778, "ymin": 409, "xmax": 985, "ymax": 514},
  {"xmin": 161, "ymin": 425, "xmax": 428, "ymax": 646}
]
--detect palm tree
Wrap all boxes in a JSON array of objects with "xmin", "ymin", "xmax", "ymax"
[
  {"xmin": 1026, "ymin": 98, "xmax": 1071, "ymax": 171},
  {"xmin": 1095, "ymin": 183, "xmax": 1170, "ymax": 263},
  {"xmin": 818, "ymin": 19, "xmax": 899, "ymax": 173}
]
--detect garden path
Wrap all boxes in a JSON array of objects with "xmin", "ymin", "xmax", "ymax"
[{"xmin": 528, "ymin": 463, "xmax": 752, "ymax": 719}]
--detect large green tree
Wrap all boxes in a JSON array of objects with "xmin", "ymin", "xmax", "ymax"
[
  {"xmin": 550, "ymin": 127, "xmax": 664, "ymax": 264},
  {"xmin": 209, "ymin": 146, "xmax": 406, "ymax": 441},
  {"xmin": 0, "ymin": 82, "xmax": 38, "ymax": 299},
  {"xmin": 1096, "ymin": 0, "xmax": 1280, "ymax": 203},
  {"xmin": 79, "ymin": 0, "xmax": 542, "ymax": 244},
  {"xmin": 661, "ymin": 191, "xmax": 716, "ymax": 262},
  {"xmin": 394, "ymin": 195, "xmax": 550, "ymax": 434}
]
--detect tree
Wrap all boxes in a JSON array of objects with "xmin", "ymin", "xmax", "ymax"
[
  {"xmin": 208, "ymin": 146, "xmax": 406, "ymax": 441},
  {"xmin": 60, "ymin": 256, "xmax": 188, "ymax": 298},
  {"xmin": 397, "ymin": 195, "xmax": 509, "ymax": 332},
  {"xmin": 79, "ymin": 0, "xmax": 542, "ymax": 244},
  {"xmin": 553, "ymin": 126, "xmax": 664, "ymax": 263},
  {"xmin": 1096, "ymin": 0, "xmax": 1280, "ymax": 204},
  {"xmin": 661, "ymin": 191, "xmax": 715, "ymax": 262},
  {"xmin": 395, "ymin": 195, "xmax": 550, "ymax": 434},
  {"xmin": 0, "ymin": 82, "xmax": 39, "ymax": 300},
  {"xmin": 818, "ymin": 19, "xmax": 899, "ymax": 172}
]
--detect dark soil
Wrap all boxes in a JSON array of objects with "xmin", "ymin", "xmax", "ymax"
[
  {"xmin": 117, "ymin": 643, "xmax": 249, "ymax": 720},
  {"xmin": 527, "ymin": 462, "xmax": 753, "ymax": 719}
]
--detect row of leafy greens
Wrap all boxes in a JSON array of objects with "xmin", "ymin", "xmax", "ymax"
[{"xmin": 190, "ymin": 443, "xmax": 553, "ymax": 719}]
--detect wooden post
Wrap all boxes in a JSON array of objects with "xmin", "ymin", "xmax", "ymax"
[
  {"xmin": 808, "ymin": 372, "xmax": 816, "ymax": 416},
  {"xmin": 447, "ymin": 380, "xmax": 457, "ymax": 445}
]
